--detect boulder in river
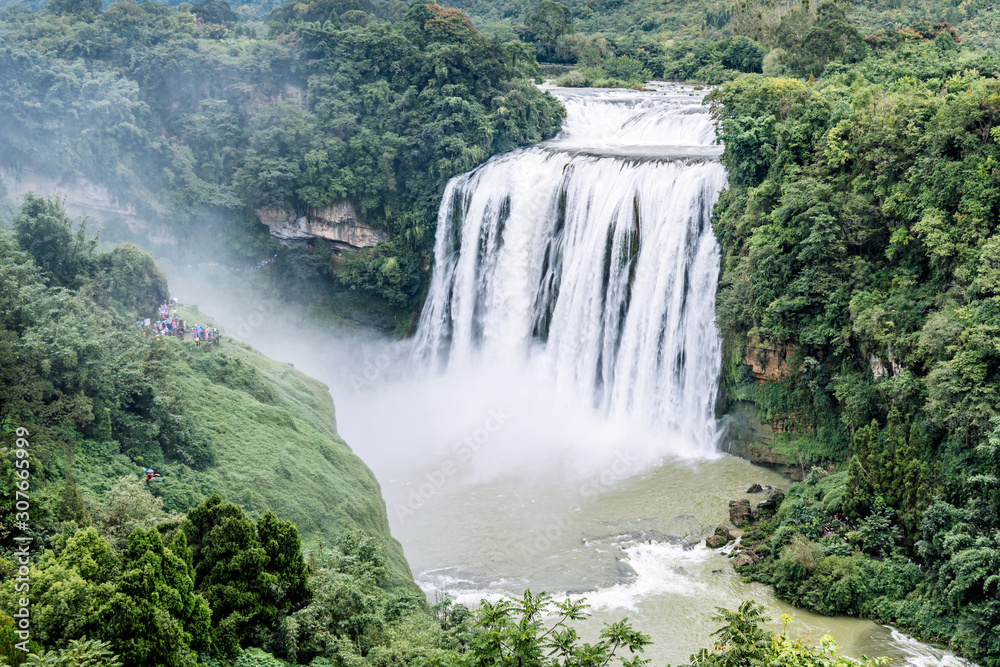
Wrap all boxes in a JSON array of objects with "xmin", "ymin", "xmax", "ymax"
[
  {"xmin": 757, "ymin": 490, "xmax": 786, "ymax": 512},
  {"xmin": 706, "ymin": 534, "xmax": 729, "ymax": 548},
  {"xmin": 733, "ymin": 550, "xmax": 761, "ymax": 567},
  {"xmin": 729, "ymin": 499, "xmax": 754, "ymax": 526},
  {"xmin": 746, "ymin": 483, "xmax": 763, "ymax": 493},
  {"xmin": 714, "ymin": 526, "xmax": 731, "ymax": 540}
]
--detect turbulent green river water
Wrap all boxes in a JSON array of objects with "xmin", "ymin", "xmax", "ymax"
[{"xmin": 384, "ymin": 452, "xmax": 940, "ymax": 666}]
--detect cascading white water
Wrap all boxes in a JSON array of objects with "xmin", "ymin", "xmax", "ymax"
[{"xmin": 414, "ymin": 84, "xmax": 727, "ymax": 451}]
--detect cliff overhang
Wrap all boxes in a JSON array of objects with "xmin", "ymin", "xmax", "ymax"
[{"xmin": 257, "ymin": 201, "xmax": 388, "ymax": 251}]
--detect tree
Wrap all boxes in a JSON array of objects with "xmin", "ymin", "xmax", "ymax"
[
  {"xmin": 0, "ymin": 527, "xmax": 118, "ymax": 649},
  {"xmin": 281, "ymin": 529, "xmax": 429, "ymax": 664},
  {"xmin": 59, "ymin": 472, "xmax": 90, "ymax": 525},
  {"xmin": 722, "ymin": 38, "xmax": 766, "ymax": 73},
  {"xmin": 95, "ymin": 528, "xmax": 212, "ymax": 667},
  {"xmin": 181, "ymin": 495, "xmax": 311, "ymax": 655},
  {"xmin": 94, "ymin": 243, "xmax": 169, "ymax": 316},
  {"xmin": 521, "ymin": 0, "xmax": 573, "ymax": 61},
  {"xmin": 233, "ymin": 649, "xmax": 285, "ymax": 667},
  {"xmin": 13, "ymin": 194, "xmax": 97, "ymax": 290},
  {"xmin": 459, "ymin": 590, "xmax": 651, "ymax": 667},
  {"xmin": 684, "ymin": 602, "xmax": 887, "ymax": 667},
  {"xmin": 46, "ymin": 0, "xmax": 101, "ymax": 17},
  {"xmin": 92, "ymin": 476, "xmax": 179, "ymax": 552},
  {"xmin": 335, "ymin": 241, "xmax": 423, "ymax": 308},
  {"xmin": 192, "ymin": 0, "xmax": 238, "ymax": 25},
  {"xmin": 183, "ymin": 495, "xmax": 267, "ymax": 654},
  {"xmin": 425, "ymin": 4, "xmax": 479, "ymax": 43},
  {"xmin": 255, "ymin": 510, "xmax": 312, "ymax": 624}
]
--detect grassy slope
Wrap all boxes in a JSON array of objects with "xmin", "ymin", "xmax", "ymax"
[{"xmin": 70, "ymin": 329, "xmax": 416, "ymax": 592}]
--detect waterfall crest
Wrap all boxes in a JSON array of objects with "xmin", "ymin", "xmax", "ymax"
[{"xmin": 413, "ymin": 85, "xmax": 727, "ymax": 453}]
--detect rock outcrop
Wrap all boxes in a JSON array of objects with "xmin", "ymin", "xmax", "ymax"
[
  {"xmin": 706, "ymin": 527, "xmax": 732, "ymax": 549},
  {"xmin": 743, "ymin": 333, "xmax": 795, "ymax": 381},
  {"xmin": 746, "ymin": 483, "xmax": 763, "ymax": 493},
  {"xmin": 733, "ymin": 550, "xmax": 761, "ymax": 567},
  {"xmin": 1, "ymin": 170, "xmax": 176, "ymax": 246},
  {"xmin": 757, "ymin": 490, "xmax": 785, "ymax": 512},
  {"xmin": 257, "ymin": 201, "xmax": 388, "ymax": 250},
  {"xmin": 729, "ymin": 499, "xmax": 754, "ymax": 526}
]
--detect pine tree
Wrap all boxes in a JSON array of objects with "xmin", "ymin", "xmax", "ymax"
[{"xmin": 96, "ymin": 528, "xmax": 211, "ymax": 666}]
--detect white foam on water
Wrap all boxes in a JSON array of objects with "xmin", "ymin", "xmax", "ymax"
[
  {"xmin": 418, "ymin": 541, "xmax": 708, "ymax": 614},
  {"xmin": 886, "ymin": 627, "xmax": 975, "ymax": 667},
  {"xmin": 416, "ymin": 567, "xmax": 513, "ymax": 608},
  {"xmin": 582, "ymin": 542, "xmax": 710, "ymax": 611}
]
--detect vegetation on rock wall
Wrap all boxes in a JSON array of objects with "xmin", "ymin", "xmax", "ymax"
[{"xmin": 709, "ymin": 14, "xmax": 1000, "ymax": 664}]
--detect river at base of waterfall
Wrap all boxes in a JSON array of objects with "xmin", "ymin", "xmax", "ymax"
[{"xmin": 381, "ymin": 446, "xmax": 966, "ymax": 667}]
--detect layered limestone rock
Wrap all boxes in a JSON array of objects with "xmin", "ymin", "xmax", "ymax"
[
  {"xmin": 256, "ymin": 201, "xmax": 388, "ymax": 250},
  {"xmin": 1, "ymin": 170, "xmax": 176, "ymax": 245}
]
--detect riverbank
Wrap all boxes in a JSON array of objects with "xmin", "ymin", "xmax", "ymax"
[{"xmin": 724, "ymin": 469, "xmax": 982, "ymax": 665}]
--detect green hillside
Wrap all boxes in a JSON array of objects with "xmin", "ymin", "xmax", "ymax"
[
  {"xmin": 0, "ymin": 193, "xmax": 414, "ymax": 590},
  {"xmin": 72, "ymin": 335, "xmax": 415, "ymax": 589}
]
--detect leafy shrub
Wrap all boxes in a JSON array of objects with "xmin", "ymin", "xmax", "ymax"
[
  {"xmin": 722, "ymin": 37, "xmax": 766, "ymax": 73},
  {"xmin": 335, "ymin": 242, "xmax": 423, "ymax": 309},
  {"xmin": 24, "ymin": 638, "xmax": 122, "ymax": 667}
]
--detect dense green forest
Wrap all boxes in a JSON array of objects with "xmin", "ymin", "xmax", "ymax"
[
  {"xmin": 3, "ymin": 0, "xmax": 1000, "ymax": 663},
  {"xmin": 704, "ymin": 9, "xmax": 1000, "ymax": 665},
  {"xmin": 0, "ymin": 0, "xmax": 563, "ymax": 327},
  {"xmin": 427, "ymin": 0, "xmax": 999, "ymax": 88}
]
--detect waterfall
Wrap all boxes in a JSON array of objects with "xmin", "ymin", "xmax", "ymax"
[{"xmin": 413, "ymin": 85, "xmax": 727, "ymax": 453}]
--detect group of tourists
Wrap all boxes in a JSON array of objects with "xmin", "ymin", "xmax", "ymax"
[
  {"xmin": 141, "ymin": 299, "xmax": 221, "ymax": 345},
  {"xmin": 189, "ymin": 324, "xmax": 220, "ymax": 343}
]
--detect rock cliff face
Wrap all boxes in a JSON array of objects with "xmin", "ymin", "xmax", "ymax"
[
  {"xmin": 718, "ymin": 332, "xmax": 812, "ymax": 480},
  {"xmin": 256, "ymin": 201, "xmax": 388, "ymax": 250},
  {"xmin": 742, "ymin": 333, "xmax": 795, "ymax": 381},
  {"xmin": 1, "ymin": 170, "xmax": 176, "ymax": 245}
]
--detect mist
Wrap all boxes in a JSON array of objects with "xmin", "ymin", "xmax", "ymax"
[{"xmin": 166, "ymin": 264, "xmax": 713, "ymax": 493}]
